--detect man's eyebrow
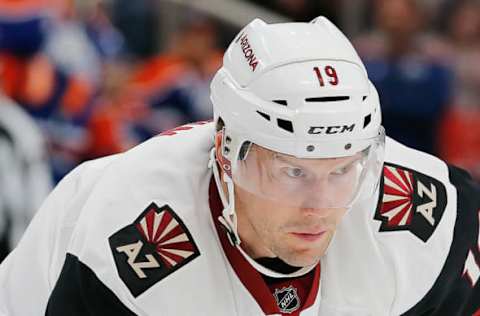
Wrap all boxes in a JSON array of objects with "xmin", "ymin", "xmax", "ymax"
[
  {"xmin": 274, "ymin": 154, "xmax": 303, "ymax": 166},
  {"xmin": 275, "ymin": 154, "xmax": 325, "ymax": 170},
  {"xmin": 275, "ymin": 152, "xmax": 364, "ymax": 168},
  {"xmin": 336, "ymin": 155, "xmax": 364, "ymax": 168}
]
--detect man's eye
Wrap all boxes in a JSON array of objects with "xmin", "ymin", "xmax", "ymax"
[
  {"xmin": 284, "ymin": 167, "xmax": 305, "ymax": 178},
  {"xmin": 332, "ymin": 163, "xmax": 354, "ymax": 176}
]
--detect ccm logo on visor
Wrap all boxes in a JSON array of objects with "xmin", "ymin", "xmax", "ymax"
[{"xmin": 308, "ymin": 124, "xmax": 355, "ymax": 135}]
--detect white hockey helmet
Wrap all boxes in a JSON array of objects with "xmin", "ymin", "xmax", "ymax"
[{"xmin": 210, "ymin": 16, "xmax": 384, "ymax": 245}]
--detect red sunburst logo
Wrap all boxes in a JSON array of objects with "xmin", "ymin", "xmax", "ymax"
[
  {"xmin": 110, "ymin": 203, "xmax": 200, "ymax": 297},
  {"xmin": 380, "ymin": 165, "xmax": 415, "ymax": 227},
  {"xmin": 375, "ymin": 163, "xmax": 447, "ymax": 242},
  {"xmin": 136, "ymin": 207, "xmax": 197, "ymax": 268}
]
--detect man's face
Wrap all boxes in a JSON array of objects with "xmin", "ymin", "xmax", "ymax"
[{"xmin": 233, "ymin": 145, "xmax": 360, "ymax": 267}]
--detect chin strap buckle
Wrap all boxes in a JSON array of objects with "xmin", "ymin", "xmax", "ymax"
[{"xmin": 218, "ymin": 215, "xmax": 240, "ymax": 246}]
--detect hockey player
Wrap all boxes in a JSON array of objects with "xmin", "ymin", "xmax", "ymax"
[{"xmin": 0, "ymin": 17, "xmax": 479, "ymax": 316}]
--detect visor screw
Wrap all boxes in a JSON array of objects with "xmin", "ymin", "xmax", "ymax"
[
  {"xmin": 345, "ymin": 143, "xmax": 352, "ymax": 150},
  {"xmin": 224, "ymin": 147, "xmax": 230, "ymax": 155},
  {"xmin": 225, "ymin": 136, "xmax": 232, "ymax": 144},
  {"xmin": 306, "ymin": 145, "xmax": 315, "ymax": 152},
  {"xmin": 223, "ymin": 164, "xmax": 231, "ymax": 171}
]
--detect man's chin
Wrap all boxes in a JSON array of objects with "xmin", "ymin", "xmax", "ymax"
[
  {"xmin": 279, "ymin": 249, "xmax": 323, "ymax": 268},
  {"xmin": 287, "ymin": 238, "xmax": 332, "ymax": 266}
]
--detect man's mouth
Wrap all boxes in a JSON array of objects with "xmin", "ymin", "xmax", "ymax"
[{"xmin": 290, "ymin": 230, "xmax": 327, "ymax": 242}]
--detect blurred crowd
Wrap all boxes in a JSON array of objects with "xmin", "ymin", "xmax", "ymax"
[
  {"xmin": 0, "ymin": 0, "xmax": 224, "ymax": 260},
  {"xmin": 354, "ymin": 0, "xmax": 480, "ymax": 181},
  {"xmin": 0, "ymin": 0, "xmax": 479, "ymax": 260}
]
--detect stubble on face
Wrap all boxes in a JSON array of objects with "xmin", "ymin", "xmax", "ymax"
[{"xmin": 235, "ymin": 186, "xmax": 346, "ymax": 268}]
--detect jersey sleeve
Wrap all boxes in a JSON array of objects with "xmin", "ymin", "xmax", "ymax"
[
  {"xmin": 402, "ymin": 165, "xmax": 480, "ymax": 315},
  {"xmin": 0, "ymin": 156, "xmax": 129, "ymax": 316}
]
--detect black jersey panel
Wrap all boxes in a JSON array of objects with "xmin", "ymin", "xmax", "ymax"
[{"xmin": 46, "ymin": 253, "xmax": 137, "ymax": 316}]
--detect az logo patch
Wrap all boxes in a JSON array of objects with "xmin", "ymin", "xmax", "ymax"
[
  {"xmin": 374, "ymin": 163, "xmax": 447, "ymax": 242},
  {"xmin": 109, "ymin": 203, "xmax": 200, "ymax": 297}
]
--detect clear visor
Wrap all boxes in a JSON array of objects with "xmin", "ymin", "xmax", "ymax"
[{"xmin": 232, "ymin": 131, "xmax": 385, "ymax": 209}]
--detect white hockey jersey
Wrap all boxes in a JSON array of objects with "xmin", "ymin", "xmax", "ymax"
[{"xmin": 0, "ymin": 122, "xmax": 478, "ymax": 316}]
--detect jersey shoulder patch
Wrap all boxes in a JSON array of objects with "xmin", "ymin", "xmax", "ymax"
[
  {"xmin": 109, "ymin": 202, "xmax": 200, "ymax": 297},
  {"xmin": 374, "ymin": 162, "xmax": 448, "ymax": 242}
]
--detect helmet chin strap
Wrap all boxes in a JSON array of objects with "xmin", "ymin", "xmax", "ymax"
[
  {"xmin": 208, "ymin": 148, "xmax": 317, "ymax": 278},
  {"xmin": 209, "ymin": 148, "xmax": 240, "ymax": 245}
]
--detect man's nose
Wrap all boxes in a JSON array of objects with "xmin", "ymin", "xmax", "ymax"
[{"xmin": 299, "ymin": 177, "xmax": 335, "ymax": 214}]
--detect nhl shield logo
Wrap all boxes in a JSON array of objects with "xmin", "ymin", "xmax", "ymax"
[
  {"xmin": 274, "ymin": 286, "xmax": 300, "ymax": 314},
  {"xmin": 374, "ymin": 163, "xmax": 447, "ymax": 242},
  {"xmin": 109, "ymin": 203, "xmax": 200, "ymax": 297}
]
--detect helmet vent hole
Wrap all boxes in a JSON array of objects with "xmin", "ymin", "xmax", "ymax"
[
  {"xmin": 277, "ymin": 119, "xmax": 294, "ymax": 133},
  {"xmin": 273, "ymin": 100, "xmax": 288, "ymax": 106},
  {"xmin": 256, "ymin": 111, "xmax": 271, "ymax": 121},
  {"xmin": 362, "ymin": 95, "xmax": 368, "ymax": 101},
  {"xmin": 363, "ymin": 114, "xmax": 372, "ymax": 128},
  {"xmin": 305, "ymin": 96, "xmax": 350, "ymax": 102},
  {"xmin": 238, "ymin": 142, "xmax": 252, "ymax": 160}
]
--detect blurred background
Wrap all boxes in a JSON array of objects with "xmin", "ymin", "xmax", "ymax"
[{"xmin": 0, "ymin": 0, "xmax": 479, "ymax": 261}]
